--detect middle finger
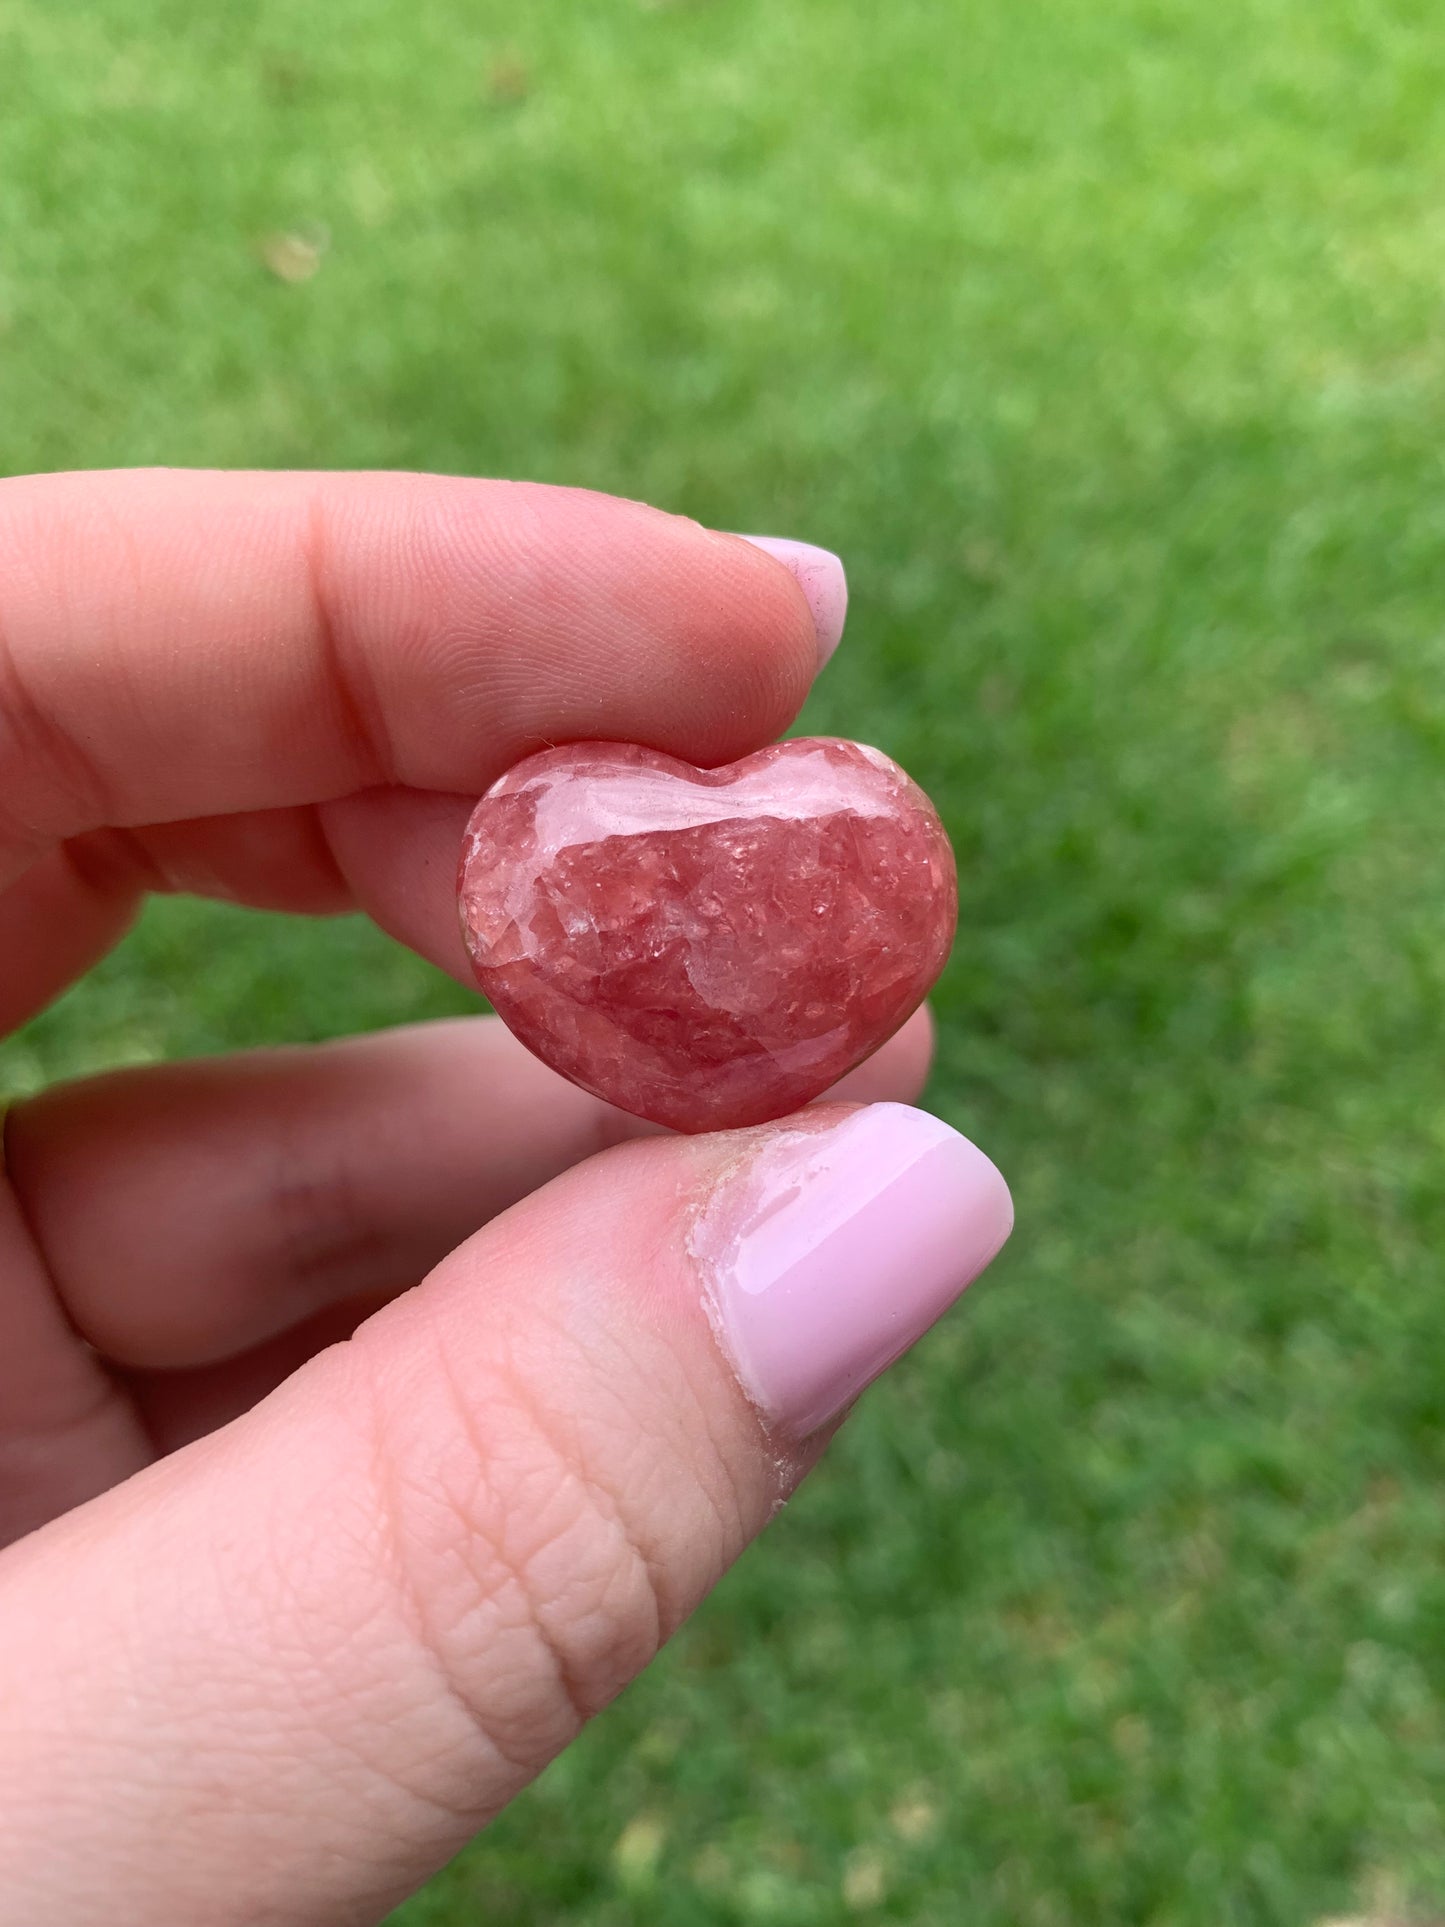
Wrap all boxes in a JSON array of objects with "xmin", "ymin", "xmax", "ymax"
[{"xmin": 4, "ymin": 1009, "xmax": 935, "ymax": 1374}]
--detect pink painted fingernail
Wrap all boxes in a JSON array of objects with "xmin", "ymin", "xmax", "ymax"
[
  {"xmin": 735, "ymin": 535, "xmax": 849, "ymax": 665},
  {"xmin": 692, "ymin": 1104, "xmax": 1013, "ymax": 1436}
]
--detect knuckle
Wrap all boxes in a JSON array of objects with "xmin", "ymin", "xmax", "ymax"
[{"xmin": 359, "ymin": 1317, "xmax": 677, "ymax": 1784}]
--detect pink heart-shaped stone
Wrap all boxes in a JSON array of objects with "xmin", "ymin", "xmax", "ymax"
[{"xmin": 457, "ymin": 737, "xmax": 957, "ymax": 1132}]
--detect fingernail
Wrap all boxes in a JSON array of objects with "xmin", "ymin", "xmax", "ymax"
[
  {"xmin": 735, "ymin": 535, "xmax": 849, "ymax": 665},
  {"xmin": 691, "ymin": 1104, "xmax": 1013, "ymax": 1436}
]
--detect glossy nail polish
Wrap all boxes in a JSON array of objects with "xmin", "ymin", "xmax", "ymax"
[
  {"xmin": 691, "ymin": 1103, "xmax": 1013, "ymax": 1435},
  {"xmin": 734, "ymin": 535, "xmax": 849, "ymax": 665}
]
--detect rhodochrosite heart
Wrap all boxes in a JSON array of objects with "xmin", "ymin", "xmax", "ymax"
[{"xmin": 457, "ymin": 738, "xmax": 957, "ymax": 1132}]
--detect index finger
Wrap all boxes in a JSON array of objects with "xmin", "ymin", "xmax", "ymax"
[{"xmin": 0, "ymin": 469, "xmax": 831, "ymax": 884}]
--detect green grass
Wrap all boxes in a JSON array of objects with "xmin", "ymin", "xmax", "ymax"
[{"xmin": 5, "ymin": 0, "xmax": 1445, "ymax": 1919}]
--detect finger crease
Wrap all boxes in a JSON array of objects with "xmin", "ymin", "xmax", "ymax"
[
  {"xmin": 517, "ymin": 1366, "xmax": 671, "ymax": 1668},
  {"xmin": 304, "ymin": 492, "xmax": 397, "ymax": 791},
  {"xmin": 0, "ymin": 1170, "xmax": 146, "ymax": 1462},
  {"xmin": 358, "ymin": 1361, "xmax": 551, "ymax": 1783},
  {"xmin": 0, "ymin": 1353, "xmax": 132, "ymax": 1453},
  {"xmin": 432, "ymin": 1340, "xmax": 603, "ymax": 1739},
  {"xmin": 60, "ymin": 825, "xmax": 167, "ymax": 902},
  {"xmin": 0, "ymin": 614, "xmax": 115, "ymax": 854}
]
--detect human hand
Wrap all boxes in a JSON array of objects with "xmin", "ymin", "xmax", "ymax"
[{"xmin": 0, "ymin": 470, "xmax": 1012, "ymax": 1924}]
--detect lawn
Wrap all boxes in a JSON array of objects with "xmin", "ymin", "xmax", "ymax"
[{"xmin": 4, "ymin": 0, "xmax": 1445, "ymax": 1919}]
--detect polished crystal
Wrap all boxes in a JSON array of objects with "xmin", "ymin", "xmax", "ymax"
[{"xmin": 458, "ymin": 738, "xmax": 957, "ymax": 1132}]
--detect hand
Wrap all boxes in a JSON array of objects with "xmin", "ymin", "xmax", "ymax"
[{"xmin": 0, "ymin": 470, "xmax": 1012, "ymax": 1925}]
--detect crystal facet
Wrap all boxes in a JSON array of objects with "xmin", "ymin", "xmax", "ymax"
[{"xmin": 457, "ymin": 737, "xmax": 958, "ymax": 1133}]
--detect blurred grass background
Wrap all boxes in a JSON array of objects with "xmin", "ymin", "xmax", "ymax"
[{"xmin": 4, "ymin": 0, "xmax": 1445, "ymax": 1919}]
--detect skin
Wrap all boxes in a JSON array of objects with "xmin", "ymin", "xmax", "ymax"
[{"xmin": 0, "ymin": 470, "xmax": 933, "ymax": 1926}]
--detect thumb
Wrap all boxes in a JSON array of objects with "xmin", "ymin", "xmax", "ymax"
[{"xmin": 0, "ymin": 1102, "xmax": 1011, "ymax": 1927}]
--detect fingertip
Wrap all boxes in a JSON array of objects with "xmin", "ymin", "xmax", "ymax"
[
  {"xmin": 426, "ymin": 488, "xmax": 823, "ymax": 771},
  {"xmin": 731, "ymin": 535, "xmax": 848, "ymax": 666},
  {"xmin": 321, "ymin": 786, "xmax": 476, "ymax": 980}
]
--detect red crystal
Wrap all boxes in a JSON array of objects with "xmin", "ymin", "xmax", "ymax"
[{"xmin": 457, "ymin": 738, "xmax": 958, "ymax": 1133}]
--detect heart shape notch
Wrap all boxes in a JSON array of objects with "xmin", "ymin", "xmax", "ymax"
[{"xmin": 458, "ymin": 737, "xmax": 957, "ymax": 1132}]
